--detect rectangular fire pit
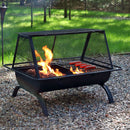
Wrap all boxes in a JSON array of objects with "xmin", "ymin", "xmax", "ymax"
[{"xmin": 4, "ymin": 29, "xmax": 121, "ymax": 116}]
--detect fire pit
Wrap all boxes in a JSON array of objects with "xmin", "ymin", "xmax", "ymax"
[{"xmin": 4, "ymin": 29, "xmax": 121, "ymax": 116}]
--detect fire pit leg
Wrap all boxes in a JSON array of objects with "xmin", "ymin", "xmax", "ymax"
[
  {"xmin": 12, "ymin": 86, "xmax": 20, "ymax": 97},
  {"xmin": 101, "ymin": 84, "xmax": 114, "ymax": 103},
  {"xmin": 12, "ymin": 86, "xmax": 48, "ymax": 116},
  {"xmin": 33, "ymin": 93, "xmax": 49, "ymax": 116}
]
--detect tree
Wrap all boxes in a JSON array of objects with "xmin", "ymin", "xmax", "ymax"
[
  {"xmin": 121, "ymin": 0, "xmax": 124, "ymax": 10},
  {"xmin": 69, "ymin": 0, "xmax": 72, "ymax": 20},
  {"xmin": 43, "ymin": 2, "xmax": 47, "ymax": 22},
  {"xmin": 64, "ymin": 0, "xmax": 67, "ymax": 18},
  {"xmin": 42, "ymin": 0, "xmax": 53, "ymax": 22},
  {"xmin": 20, "ymin": 0, "xmax": 25, "ymax": 6},
  {"xmin": 84, "ymin": 0, "xmax": 87, "ymax": 10},
  {"xmin": 26, "ymin": 0, "xmax": 31, "ymax": 4},
  {"xmin": 48, "ymin": 0, "xmax": 52, "ymax": 17}
]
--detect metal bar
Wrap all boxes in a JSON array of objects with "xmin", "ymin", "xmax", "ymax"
[
  {"xmin": 83, "ymin": 59, "xmax": 112, "ymax": 69},
  {"xmin": 3, "ymin": 64, "xmax": 12, "ymax": 70},
  {"xmin": 51, "ymin": 35, "xmax": 56, "ymax": 53},
  {"xmin": 1, "ymin": 19, "xmax": 4, "ymax": 65},
  {"xmin": 0, "ymin": 5, "xmax": 7, "ymax": 65},
  {"xmin": 12, "ymin": 85, "xmax": 48, "ymax": 116},
  {"xmin": 11, "ymin": 61, "xmax": 33, "ymax": 66},
  {"xmin": 33, "ymin": 92, "xmax": 49, "ymax": 116},
  {"xmin": 81, "ymin": 33, "xmax": 91, "ymax": 61},
  {"xmin": 103, "ymin": 32, "xmax": 113, "ymax": 68},
  {"xmin": 84, "ymin": 57, "xmax": 113, "ymax": 66},
  {"xmin": 53, "ymin": 56, "xmax": 80, "ymax": 60},
  {"xmin": 29, "ymin": 37, "xmax": 40, "ymax": 79},
  {"xmin": 12, "ymin": 35, "xmax": 20, "ymax": 68},
  {"xmin": 100, "ymin": 84, "xmax": 114, "ymax": 103},
  {"xmin": 12, "ymin": 86, "xmax": 20, "ymax": 97},
  {"xmin": 18, "ymin": 29, "xmax": 104, "ymax": 37}
]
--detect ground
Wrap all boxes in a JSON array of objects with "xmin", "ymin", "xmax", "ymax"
[{"xmin": 0, "ymin": 54, "xmax": 129, "ymax": 129}]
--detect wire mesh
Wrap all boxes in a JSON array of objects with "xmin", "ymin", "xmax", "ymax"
[
  {"xmin": 52, "ymin": 34, "xmax": 86, "ymax": 59},
  {"xmin": 84, "ymin": 32, "xmax": 112, "ymax": 68},
  {"xmin": 13, "ymin": 30, "xmax": 112, "ymax": 70},
  {"xmin": 14, "ymin": 37, "xmax": 34, "ymax": 68}
]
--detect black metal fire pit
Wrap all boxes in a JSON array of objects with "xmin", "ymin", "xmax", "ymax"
[{"xmin": 4, "ymin": 29, "xmax": 121, "ymax": 116}]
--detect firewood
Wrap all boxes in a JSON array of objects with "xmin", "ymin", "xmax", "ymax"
[{"xmin": 26, "ymin": 69, "xmax": 36, "ymax": 76}]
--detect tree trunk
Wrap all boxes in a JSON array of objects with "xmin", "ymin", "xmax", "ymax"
[
  {"xmin": 114, "ymin": 0, "xmax": 117, "ymax": 12},
  {"xmin": 48, "ymin": 0, "xmax": 52, "ymax": 18},
  {"xmin": 64, "ymin": 0, "xmax": 67, "ymax": 18},
  {"xmin": 129, "ymin": 2, "xmax": 130, "ymax": 12},
  {"xmin": 20, "ymin": 0, "xmax": 25, "ymax": 6},
  {"xmin": 43, "ymin": 1, "xmax": 47, "ymax": 23},
  {"xmin": 84, "ymin": 0, "xmax": 87, "ymax": 10},
  {"xmin": 69, "ymin": 0, "xmax": 72, "ymax": 20},
  {"xmin": 6, "ymin": 0, "xmax": 8, "ymax": 6},
  {"xmin": 26, "ymin": 0, "xmax": 31, "ymax": 4},
  {"xmin": 31, "ymin": 0, "xmax": 33, "ymax": 28},
  {"xmin": 84, "ymin": 0, "xmax": 87, "ymax": 16},
  {"xmin": 48, "ymin": 8, "xmax": 51, "ymax": 18},
  {"xmin": 121, "ymin": 0, "xmax": 124, "ymax": 10},
  {"xmin": 44, "ymin": 6, "xmax": 47, "ymax": 23}
]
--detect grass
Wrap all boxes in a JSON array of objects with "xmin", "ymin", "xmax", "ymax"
[{"xmin": 0, "ymin": 2, "xmax": 130, "ymax": 65}]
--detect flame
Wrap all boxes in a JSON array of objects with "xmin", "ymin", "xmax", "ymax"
[
  {"xmin": 70, "ymin": 66, "xmax": 84, "ymax": 74},
  {"xmin": 35, "ymin": 45, "xmax": 64, "ymax": 77},
  {"xmin": 35, "ymin": 45, "xmax": 85, "ymax": 77},
  {"xmin": 42, "ymin": 45, "xmax": 53, "ymax": 64}
]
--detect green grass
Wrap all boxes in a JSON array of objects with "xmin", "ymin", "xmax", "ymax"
[{"xmin": 0, "ymin": 3, "xmax": 130, "ymax": 65}]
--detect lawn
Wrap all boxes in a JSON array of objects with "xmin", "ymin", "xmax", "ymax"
[{"xmin": 0, "ymin": 2, "xmax": 130, "ymax": 65}]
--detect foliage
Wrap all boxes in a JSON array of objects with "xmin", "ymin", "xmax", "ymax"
[
  {"xmin": 54, "ymin": 0, "xmax": 130, "ymax": 13},
  {"xmin": 2, "ymin": 0, "xmax": 130, "ymax": 12}
]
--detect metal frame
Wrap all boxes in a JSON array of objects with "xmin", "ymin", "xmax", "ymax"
[
  {"xmin": 81, "ymin": 32, "xmax": 91, "ymax": 60},
  {"xmin": 11, "ymin": 83, "xmax": 113, "ymax": 116},
  {"xmin": 0, "ymin": 4, "xmax": 7, "ymax": 65},
  {"xmin": 12, "ymin": 85, "xmax": 49, "ymax": 116},
  {"xmin": 3, "ymin": 29, "xmax": 121, "ymax": 116},
  {"xmin": 12, "ymin": 35, "xmax": 20, "ymax": 68},
  {"xmin": 29, "ymin": 37, "xmax": 40, "ymax": 79},
  {"xmin": 103, "ymin": 32, "xmax": 113, "ymax": 68},
  {"xmin": 11, "ymin": 29, "xmax": 115, "ymax": 79}
]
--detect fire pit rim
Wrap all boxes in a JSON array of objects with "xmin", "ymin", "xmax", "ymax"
[{"xmin": 4, "ymin": 63, "xmax": 121, "ymax": 81}]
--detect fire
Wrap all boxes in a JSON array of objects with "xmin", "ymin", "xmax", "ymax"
[
  {"xmin": 42, "ymin": 45, "xmax": 53, "ymax": 64},
  {"xmin": 70, "ymin": 66, "xmax": 84, "ymax": 74},
  {"xmin": 35, "ymin": 45, "xmax": 64, "ymax": 77},
  {"xmin": 35, "ymin": 45, "xmax": 84, "ymax": 77}
]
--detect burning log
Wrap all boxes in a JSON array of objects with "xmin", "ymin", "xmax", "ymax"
[
  {"xmin": 26, "ymin": 68, "xmax": 60, "ymax": 78},
  {"xmin": 26, "ymin": 69, "xmax": 36, "ymax": 76},
  {"xmin": 39, "ymin": 71, "xmax": 56, "ymax": 78}
]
